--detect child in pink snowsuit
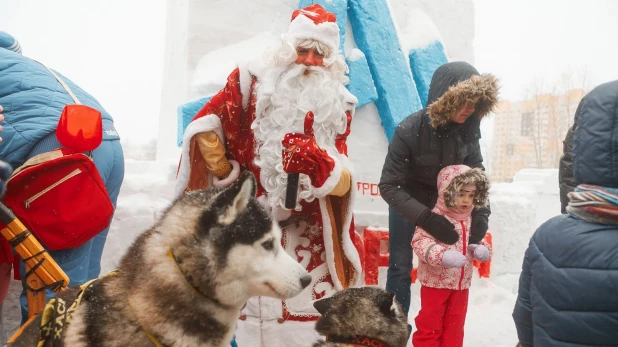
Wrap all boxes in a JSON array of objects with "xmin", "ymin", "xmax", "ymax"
[{"xmin": 411, "ymin": 165, "xmax": 491, "ymax": 347}]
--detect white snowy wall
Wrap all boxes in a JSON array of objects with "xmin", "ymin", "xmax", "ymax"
[
  {"xmin": 346, "ymin": 104, "xmax": 391, "ymax": 227},
  {"xmin": 389, "ymin": 0, "xmax": 475, "ymax": 62},
  {"xmin": 488, "ymin": 169, "xmax": 560, "ymax": 284},
  {"xmin": 157, "ymin": 0, "xmax": 190, "ymax": 161}
]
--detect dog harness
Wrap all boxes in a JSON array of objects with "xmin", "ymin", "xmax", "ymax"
[
  {"xmin": 11, "ymin": 270, "xmax": 169, "ymax": 347},
  {"xmin": 34, "ymin": 271, "xmax": 119, "ymax": 347},
  {"xmin": 326, "ymin": 335, "xmax": 390, "ymax": 347}
]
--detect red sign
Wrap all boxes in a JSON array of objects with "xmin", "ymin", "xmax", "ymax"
[{"xmin": 356, "ymin": 181, "xmax": 381, "ymax": 197}]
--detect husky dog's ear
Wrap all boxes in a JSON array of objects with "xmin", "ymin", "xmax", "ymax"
[
  {"xmin": 229, "ymin": 171, "xmax": 256, "ymax": 213},
  {"xmin": 313, "ymin": 296, "xmax": 333, "ymax": 315},
  {"xmin": 217, "ymin": 171, "xmax": 257, "ymax": 225},
  {"xmin": 379, "ymin": 291, "xmax": 401, "ymax": 316}
]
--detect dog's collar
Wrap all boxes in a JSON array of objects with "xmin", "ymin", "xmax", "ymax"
[
  {"xmin": 167, "ymin": 249, "xmax": 231, "ymax": 309},
  {"xmin": 145, "ymin": 330, "xmax": 168, "ymax": 347},
  {"xmin": 326, "ymin": 335, "xmax": 390, "ymax": 347},
  {"xmin": 167, "ymin": 249, "xmax": 208, "ymax": 298},
  {"xmin": 127, "ymin": 305, "xmax": 170, "ymax": 347},
  {"xmin": 126, "ymin": 297, "xmax": 170, "ymax": 347}
]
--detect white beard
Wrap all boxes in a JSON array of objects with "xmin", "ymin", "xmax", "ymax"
[{"xmin": 252, "ymin": 63, "xmax": 348, "ymax": 209}]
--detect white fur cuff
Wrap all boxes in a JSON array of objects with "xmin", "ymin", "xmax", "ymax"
[
  {"xmin": 174, "ymin": 114, "xmax": 225, "ymax": 200},
  {"xmin": 213, "ymin": 160, "xmax": 240, "ymax": 188},
  {"xmin": 311, "ymin": 155, "xmax": 342, "ymax": 198}
]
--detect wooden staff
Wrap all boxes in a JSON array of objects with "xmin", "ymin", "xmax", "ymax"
[{"xmin": 0, "ymin": 202, "xmax": 69, "ymax": 318}]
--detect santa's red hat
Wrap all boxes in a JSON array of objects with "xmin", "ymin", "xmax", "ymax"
[{"xmin": 284, "ymin": 4, "xmax": 340, "ymax": 54}]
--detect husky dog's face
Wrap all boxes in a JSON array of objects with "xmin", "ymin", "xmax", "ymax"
[
  {"xmin": 164, "ymin": 171, "xmax": 311, "ymax": 307},
  {"xmin": 313, "ymin": 287, "xmax": 409, "ymax": 347}
]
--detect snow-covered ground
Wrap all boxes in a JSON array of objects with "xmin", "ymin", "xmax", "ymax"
[{"xmin": 2, "ymin": 160, "xmax": 560, "ymax": 346}]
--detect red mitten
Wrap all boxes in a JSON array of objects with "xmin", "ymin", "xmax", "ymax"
[{"xmin": 282, "ymin": 111, "xmax": 335, "ymax": 188}]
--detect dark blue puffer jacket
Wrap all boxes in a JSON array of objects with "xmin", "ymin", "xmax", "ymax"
[{"xmin": 512, "ymin": 80, "xmax": 618, "ymax": 346}]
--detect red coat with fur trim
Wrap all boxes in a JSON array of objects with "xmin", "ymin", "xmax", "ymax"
[{"xmin": 175, "ymin": 66, "xmax": 363, "ymax": 322}]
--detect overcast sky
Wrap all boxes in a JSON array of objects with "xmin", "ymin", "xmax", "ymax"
[
  {"xmin": 474, "ymin": 0, "xmax": 618, "ymax": 101},
  {"xmin": 0, "ymin": 0, "xmax": 167, "ymax": 145}
]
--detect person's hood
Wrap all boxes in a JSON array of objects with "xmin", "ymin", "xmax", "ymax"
[
  {"xmin": 0, "ymin": 31, "xmax": 22, "ymax": 54},
  {"xmin": 572, "ymin": 80, "xmax": 618, "ymax": 187},
  {"xmin": 426, "ymin": 61, "xmax": 499, "ymax": 129},
  {"xmin": 437, "ymin": 165, "xmax": 490, "ymax": 208}
]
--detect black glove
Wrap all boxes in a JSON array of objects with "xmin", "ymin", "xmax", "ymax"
[
  {"xmin": 416, "ymin": 209, "xmax": 458, "ymax": 245},
  {"xmin": 469, "ymin": 207, "xmax": 490, "ymax": 244},
  {"xmin": 0, "ymin": 161, "xmax": 12, "ymax": 198}
]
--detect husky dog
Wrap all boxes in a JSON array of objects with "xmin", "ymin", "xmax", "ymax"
[
  {"xmin": 312, "ymin": 287, "xmax": 409, "ymax": 347},
  {"xmin": 11, "ymin": 171, "xmax": 311, "ymax": 347}
]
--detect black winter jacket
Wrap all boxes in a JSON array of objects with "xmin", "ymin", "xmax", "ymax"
[{"xmin": 379, "ymin": 62, "xmax": 498, "ymax": 230}]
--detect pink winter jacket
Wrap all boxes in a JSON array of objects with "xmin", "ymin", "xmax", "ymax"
[{"xmin": 411, "ymin": 165, "xmax": 492, "ymax": 291}]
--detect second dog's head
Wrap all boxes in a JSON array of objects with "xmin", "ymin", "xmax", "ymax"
[
  {"xmin": 313, "ymin": 287, "xmax": 409, "ymax": 347},
  {"xmin": 158, "ymin": 171, "xmax": 311, "ymax": 307}
]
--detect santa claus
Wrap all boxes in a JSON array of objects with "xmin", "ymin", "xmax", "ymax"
[{"xmin": 175, "ymin": 4, "xmax": 364, "ymax": 346}]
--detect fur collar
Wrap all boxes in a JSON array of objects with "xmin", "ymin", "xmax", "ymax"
[
  {"xmin": 443, "ymin": 167, "xmax": 491, "ymax": 208},
  {"xmin": 427, "ymin": 74, "xmax": 499, "ymax": 129}
]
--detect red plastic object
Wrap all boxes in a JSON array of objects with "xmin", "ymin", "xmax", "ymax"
[
  {"xmin": 363, "ymin": 228, "xmax": 389, "ymax": 285},
  {"xmin": 56, "ymin": 104, "xmax": 103, "ymax": 153},
  {"xmin": 411, "ymin": 267, "xmax": 418, "ymax": 283},
  {"xmin": 473, "ymin": 232, "xmax": 492, "ymax": 278}
]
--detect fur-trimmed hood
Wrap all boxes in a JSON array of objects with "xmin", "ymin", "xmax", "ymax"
[
  {"xmin": 437, "ymin": 165, "xmax": 490, "ymax": 208},
  {"xmin": 426, "ymin": 62, "xmax": 499, "ymax": 129}
]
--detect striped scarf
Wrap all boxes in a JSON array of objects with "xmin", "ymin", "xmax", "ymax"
[{"xmin": 567, "ymin": 184, "xmax": 618, "ymax": 226}]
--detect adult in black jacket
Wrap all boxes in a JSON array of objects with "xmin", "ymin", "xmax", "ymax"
[{"xmin": 379, "ymin": 61, "xmax": 498, "ymax": 319}]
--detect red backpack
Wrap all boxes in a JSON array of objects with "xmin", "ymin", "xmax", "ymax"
[
  {"xmin": 1, "ymin": 64, "xmax": 113, "ymax": 250},
  {"xmin": 3, "ymin": 148, "xmax": 113, "ymax": 250}
]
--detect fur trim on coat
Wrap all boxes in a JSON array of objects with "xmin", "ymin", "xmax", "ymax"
[
  {"xmin": 443, "ymin": 168, "xmax": 491, "ymax": 208},
  {"xmin": 427, "ymin": 74, "xmax": 499, "ymax": 129}
]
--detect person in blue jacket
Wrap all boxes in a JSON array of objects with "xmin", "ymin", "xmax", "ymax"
[
  {"xmin": 512, "ymin": 80, "xmax": 618, "ymax": 347},
  {"xmin": 0, "ymin": 32, "xmax": 125, "ymax": 324}
]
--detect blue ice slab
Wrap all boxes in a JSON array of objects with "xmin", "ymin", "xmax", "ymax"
[
  {"xmin": 348, "ymin": 0, "xmax": 422, "ymax": 141},
  {"xmin": 346, "ymin": 52, "xmax": 378, "ymax": 107},
  {"xmin": 177, "ymin": 96, "xmax": 211, "ymax": 146},
  {"xmin": 408, "ymin": 41, "xmax": 448, "ymax": 107}
]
